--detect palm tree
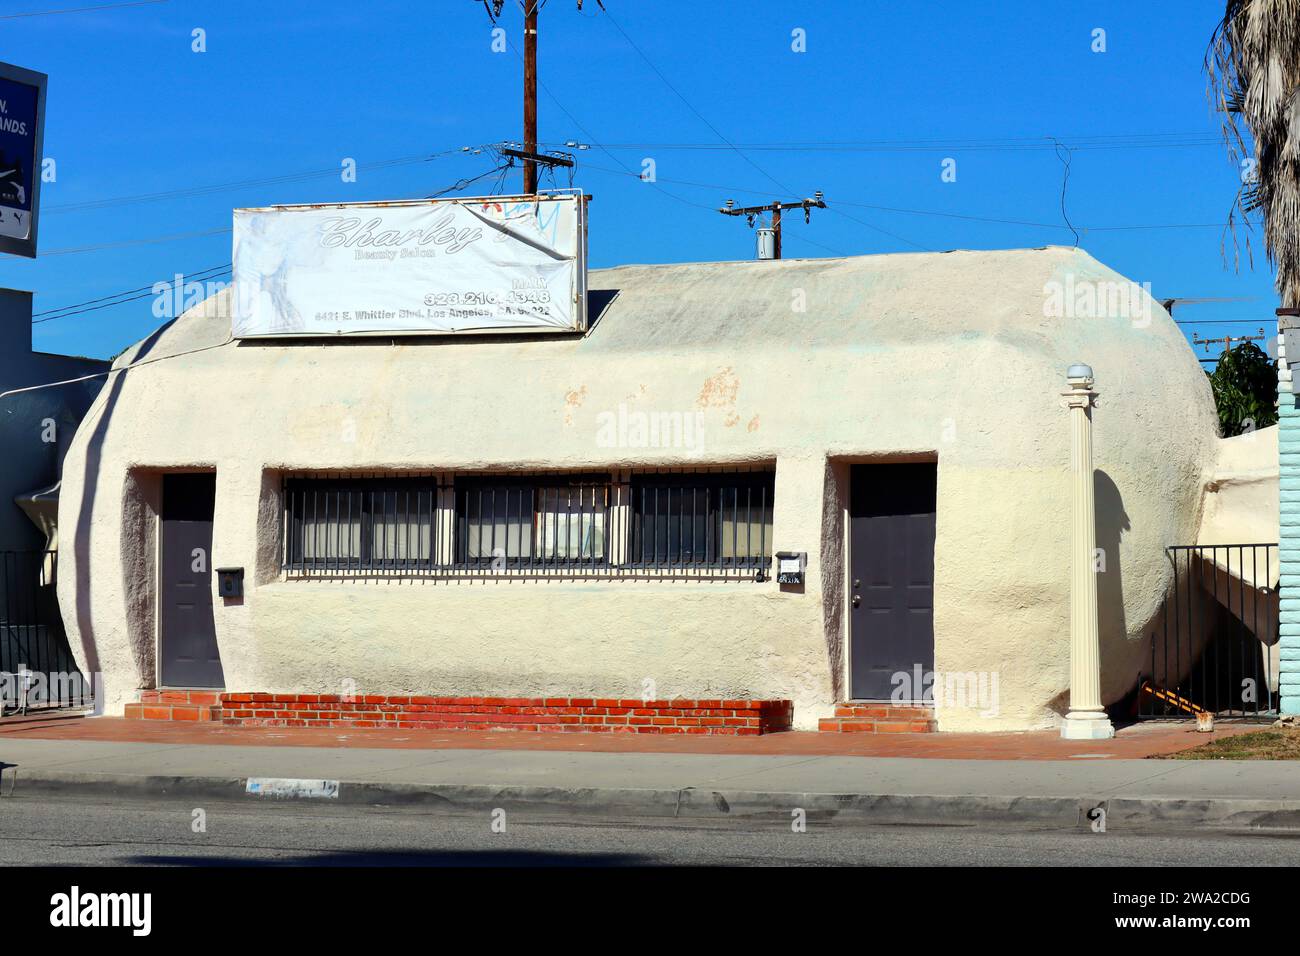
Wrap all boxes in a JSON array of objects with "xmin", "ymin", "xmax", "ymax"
[{"xmin": 1207, "ymin": 1, "xmax": 1300, "ymax": 307}]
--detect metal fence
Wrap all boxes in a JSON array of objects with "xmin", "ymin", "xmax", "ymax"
[
  {"xmin": 1137, "ymin": 544, "xmax": 1278, "ymax": 721},
  {"xmin": 281, "ymin": 468, "xmax": 776, "ymax": 580},
  {"xmin": 0, "ymin": 550, "xmax": 92, "ymax": 713}
]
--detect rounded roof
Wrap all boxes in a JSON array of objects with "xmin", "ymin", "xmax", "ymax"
[{"xmin": 119, "ymin": 245, "xmax": 1171, "ymax": 360}]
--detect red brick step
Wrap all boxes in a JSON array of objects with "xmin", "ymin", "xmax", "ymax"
[
  {"xmin": 124, "ymin": 689, "xmax": 222, "ymax": 722},
  {"xmin": 819, "ymin": 703, "xmax": 936, "ymax": 733}
]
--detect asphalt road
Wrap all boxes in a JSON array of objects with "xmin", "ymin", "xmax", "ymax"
[{"xmin": 3, "ymin": 791, "xmax": 1300, "ymax": 866}]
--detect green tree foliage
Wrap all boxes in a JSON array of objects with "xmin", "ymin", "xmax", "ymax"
[{"xmin": 1206, "ymin": 341, "xmax": 1278, "ymax": 436}]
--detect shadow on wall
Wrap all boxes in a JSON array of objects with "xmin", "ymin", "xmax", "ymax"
[
  {"xmin": 820, "ymin": 460, "xmax": 847, "ymax": 703},
  {"xmin": 69, "ymin": 320, "xmax": 176, "ymax": 686},
  {"xmin": 1096, "ymin": 469, "xmax": 1130, "ymax": 699},
  {"xmin": 1048, "ymin": 469, "xmax": 1131, "ymax": 720}
]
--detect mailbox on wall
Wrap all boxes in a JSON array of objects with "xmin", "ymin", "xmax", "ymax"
[
  {"xmin": 216, "ymin": 567, "xmax": 244, "ymax": 599},
  {"xmin": 775, "ymin": 551, "xmax": 806, "ymax": 586}
]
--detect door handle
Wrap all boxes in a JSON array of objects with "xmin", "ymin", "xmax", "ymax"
[{"xmin": 852, "ymin": 594, "xmax": 861, "ymax": 608}]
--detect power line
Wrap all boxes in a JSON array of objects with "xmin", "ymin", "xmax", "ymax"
[
  {"xmin": 0, "ymin": 0, "xmax": 165, "ymax": 20},
  {"xmin": 41, "ymin": 227, "xmax": 232, "ymax": 257},
  {"xmin": 426, "ymin": 164, "xmax": 511, "ymax": 199},
  {"xmin": 46, "ymin": 146, "xmax": 479, "ymax": 215},
  {"xmin": 499, "ymin": 20, "xmax": 903, "ymax": 254},
  {"xmin": 33, "ymin": 263, "xmax": 232, "ymax": 318},
  {"xmin": 596, "ymin": 8, "xmax": 924, "ymax": 252},
  {"xmin": 546, "ymin": 16, "xmax": 1218, "ymax": 253},
  {"xmin": 34, "ymin": 286, "xmax": 188, "ymax": 324},
  {"xmin": 27, "ymin": 152, "xmax": 1260, "ymax": 268},
  {"xmin": 1176, "ymin": 318, "xmax": 1277, "ymax": 325},
  {"xmin": 0, "ymin": 338, "xmax": 234, "ymax": 403},
  {"xmin": 500, "ymin": 29, "xmax": 760, "ymax": 226},
  {"xmin": 542, "ymin": 137, "xmax": 1226, "ymax": 153},
  {"xmin": 33, "ymin": 264, "xmax": 232, "ymax": 322},
  {"xmin": 575, "ymin": 160, "xmax": 1251, "ymax": 237},
  {"xmin": 33, "ymin": 271, "xmax": 232, "ymax": 324},
  {"xmin": 599, "ymin": 7, "xmax": 790, "ymax": 196},
  {"xmin": 30, "ymin": 162, "xmax": 509, "ymax": 324}
]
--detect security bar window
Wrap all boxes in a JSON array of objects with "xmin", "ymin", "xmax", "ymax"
[
  {"xmin": 455, "ymin": 474, "xmax": 610, "ymax": 568},
  {"xmin": 284, "ymin": 477, "xmax": 438, "ymax": 571},
  {"xmin": 281, "ymin": 469, "xmax": 774, "ymax": 578},
  {"xmin": 629, "ymin": 471, "xmax": 774, "ymax": 569}
]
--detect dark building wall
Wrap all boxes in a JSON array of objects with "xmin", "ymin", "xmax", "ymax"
[{"xmin": 0, "ymin": 288, "xmax": 107, "ymax": 552}]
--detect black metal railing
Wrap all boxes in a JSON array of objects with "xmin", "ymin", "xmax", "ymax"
[
  {"xmin": 0, "ymin": 550, "xmax": 92, "ymax": 712},
  {"xmin": 1137, "ymin": 543, "xmax": 1278, "ymax": 721},
  {"xmin": 281, "ymin": 468, "xmax": 776, "ymax": 580}
]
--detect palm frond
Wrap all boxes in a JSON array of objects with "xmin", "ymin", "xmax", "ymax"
[{"xmin": 1206, "ymin": 0, "xmax": 1300, "ymax": 307}]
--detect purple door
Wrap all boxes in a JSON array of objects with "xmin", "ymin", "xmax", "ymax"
[
  {"xmin": 849, "ymin": 463, "xmax": 936, "ymax": 700},
  {"xmin": 159, "ymin": 473, "xmax": 224, "ymax": 688}
]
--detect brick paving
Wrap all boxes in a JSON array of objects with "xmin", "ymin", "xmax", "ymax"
[{"xmin": 0, "ymin": 709, "xmax": 1264, "ymax": 760}]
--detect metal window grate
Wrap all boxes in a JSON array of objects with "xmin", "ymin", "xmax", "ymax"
[
  {"xmin": 454, "ymin": 473, "xmax": 610, "ymax": 570},
  {"xmin": 280, "ymin": 467, "xmax": 776, "ymax": 581},
  {"xmin": 628, "ymin": 471, "xmax": 774, "ymax": 570},
  {"xmin": 283, "ymin": 475, "xmax": 441, "ymax": 572}
]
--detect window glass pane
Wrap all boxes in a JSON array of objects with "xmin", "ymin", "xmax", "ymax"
[
  {"xmin": 295, "ymin": 489, "xmax": 364, "ymax": 565},
  {"xmin": 370, "ymin": 489, "xmax": 435, "ymax": 563},
  {"xmin": 630, "ymin": 473, "xmax": 774, "ymax": 567},
  {"xmin": 464, "ymin": 485, "xmax": 532, "ymax": 560},
  {"xmin": 719, "ymin": 485, "xmax": 773, "ymax": 562},
  {"xmin": 635, "ymin": 486, "xmax": 708, "ymax": 564},
  {"xmin": 286, "ymin": 479, "xmax": 437, "ymax": 570},
  {"xmin": 537, "ymin": 486, "xmax": 606, "ymax": 560}
]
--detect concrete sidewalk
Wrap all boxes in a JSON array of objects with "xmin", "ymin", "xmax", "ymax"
[
  {"xmin": 4, "ymin": 731, "xmax": 1300, "ymax": 830},
  {"xmin": 0, "ymin": 711, "xmax": 1266, "ymax": 758}
]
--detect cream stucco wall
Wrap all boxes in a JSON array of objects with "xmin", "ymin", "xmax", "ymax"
[{"xmin": 57, "ymin": 247, "xmax": 1220, "ymax": 730}]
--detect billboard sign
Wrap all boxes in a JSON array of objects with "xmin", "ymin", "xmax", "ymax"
[
  {"xmin": 232, "ymin": 192, "xmax": 588, "ymax": 338},
  {"xmin": 0, "ymin": 61, "xmax": 46, "ymax": 258}
]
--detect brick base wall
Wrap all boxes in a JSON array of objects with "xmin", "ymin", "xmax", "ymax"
[{"xmin": 218, "ymin": 694, "xmax": 793, "ymax": 735}]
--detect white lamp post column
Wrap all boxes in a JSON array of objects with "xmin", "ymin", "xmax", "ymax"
[{"xmin": 1061, "ymin": 364, "xmax": 1115, "ymax": 740}]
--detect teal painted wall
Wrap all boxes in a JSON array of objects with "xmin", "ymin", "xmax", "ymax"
[{"xmin": 1280, "ymin": 326, "xmax": 1300, "ymax": 714}]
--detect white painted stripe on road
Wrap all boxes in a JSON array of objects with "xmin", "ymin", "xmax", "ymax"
[{"xmin": 245, "ymin": 777, "xmax": 340, "ymax": 799}]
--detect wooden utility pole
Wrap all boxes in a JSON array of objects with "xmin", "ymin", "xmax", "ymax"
[
  {"xmin": 478, "ymin": 0, "xmax": 597, "ymax": 193},
  {"xmin": 522, "ymin": 0, "xmax": 538, "ymax": 194},
  {"xmin": 719, "ymin": 195, "xmax": 826, "ymax": 260}
]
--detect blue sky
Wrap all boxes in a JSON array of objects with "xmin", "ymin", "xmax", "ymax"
[{"xmin": 0, "ymin": 0, "xmax": 1280, "ymax": 361}]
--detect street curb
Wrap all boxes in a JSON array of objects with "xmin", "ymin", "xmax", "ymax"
[{"xmin": 6, "ymin": 767, "xmax": 1300, "ymax": 830}]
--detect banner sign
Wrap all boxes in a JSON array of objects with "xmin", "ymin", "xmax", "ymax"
[
  {"xmin": 232, "ymin": 193, "xmax": 588, "ymax": 337},
  {"xmin": 0, "ymin": 61, "xmax": 46, "ymax": 258}
]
